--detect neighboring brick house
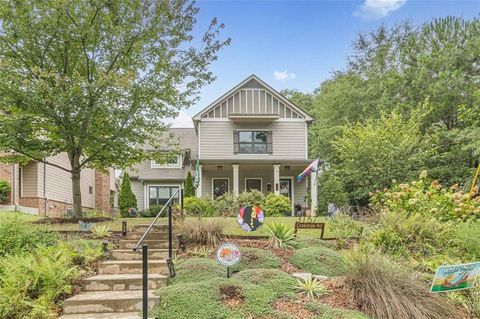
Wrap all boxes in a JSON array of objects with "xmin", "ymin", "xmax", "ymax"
[{"xmin": 0, "ymin": 153, "xmax": 116, "ymax": 217}]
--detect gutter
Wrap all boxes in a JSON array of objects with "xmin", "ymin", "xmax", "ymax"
[{"xmin": 43, "ymin": 160, "xmax": 47, "ymax": 217}]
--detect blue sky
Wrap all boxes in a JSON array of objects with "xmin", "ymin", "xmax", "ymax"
[{"xmin": 179, "ymin": 0, "xmax": 479, "ymax": 120}]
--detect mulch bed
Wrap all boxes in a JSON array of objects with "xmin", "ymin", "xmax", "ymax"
[
  {"xmin": 274, "ymin": 297, "xmax": 315, "ymax": 319},
  {"xmin": 318, "ymin": 278, "xmax": 357, "ymax": 311},
  {"xmin": 220, "ymin": 285, "xmax": 245, "ymax": 309},
  {"xmin": 34, "ymin": 217, "xmax": 113, "ymax": 224}
]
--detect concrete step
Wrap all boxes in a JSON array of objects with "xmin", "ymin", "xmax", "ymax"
[
  {"xmin": 98, "ymin": 260, "xmax": 169, "ymax": 275},
  {"xmin": 84, "ymin": 274, "xmax": 167, "ymax": 291},
  {"xmin": 59, "ymin": 312, "xmax": 144, "ymax": 319},
  {"xmin": 111, "ymin": 249, "xmax": 172, "ymax": 261},
  {"xmin": 132, "ymin": 224, "xmax": 169, "ymax": 233},
  {"xmin": 125, "ymin": 231, "xmax": 169, "ymax": 240},
  {"xmin": 119, "ymin": 239, "xmax": 177, "ymax": 250},
  {"xmin": 63, "ymin": 290, "xmax": 158, "ymax": 314}
]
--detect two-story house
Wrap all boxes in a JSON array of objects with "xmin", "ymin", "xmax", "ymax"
[{"xmin": 128, "ymin": 75, "xmax": 317, "ymax": 214}]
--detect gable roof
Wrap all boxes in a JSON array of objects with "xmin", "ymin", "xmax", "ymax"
[{"xmin": 193, "ymin": 74, "xmax": 313, "ymax": 122}]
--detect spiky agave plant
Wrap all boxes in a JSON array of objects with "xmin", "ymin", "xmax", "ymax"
[
  {"xmin": 90, "ymin": 225, "xmax": 112, "ymax": 239},
  {"xmin": 295, "ymin": 277, "xmax": 329, "ymax": 300},
  {"xmin": 266, "ymin": 222, "xmax": 295, "ymax": 249}
]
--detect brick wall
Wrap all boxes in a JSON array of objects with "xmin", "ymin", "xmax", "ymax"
[
  {"xmin": 0, "ymin": 163, "xmax": 14, "ymax": 205},
  {"xmin": 95, "ymin": 171, "xmax": 112, "ymax": 213}
]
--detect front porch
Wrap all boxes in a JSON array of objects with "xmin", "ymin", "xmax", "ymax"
[{"xmin": 195, "ymin": 161, "xmax": 318, "ymax": 215}]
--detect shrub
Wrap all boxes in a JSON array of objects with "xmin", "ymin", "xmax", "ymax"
[
  {"xmin": 153, "ymin": 269, "xmax": 295, "ymax": 319},
  {"xmin": 295, "ymin": 277, "xmax": 329, "ymax": 300},
  {"xmin": 0, "ymin": 180, "xmax": 10, "ymax": 203},
  {"xmin": 329, "ymin": 212, "xmax": 363, "ymax": 248},
  {"xmin": 213, "ymin": 192, "xmax": 238, "ymax": 216},
  {"xmin": 142, "ymin": 205, "xmax": 165, "ymax": 217},
  {"xmin": 371, "ymin": 171, "xmax": 480, "ymax": 222},
  {"xmin": 184, "ymin": 171, "xmax": 195, "ymax": 197},
  {"xmin": 364, "ymin": 209, "xmax": 453, "ymax": 260},
  {"xmin": 179, "ymin": 219, "xmax": 225, "ymax": 246},
  {"xmin": 317, "ymin": 171, "xmax": 348, "ymax": 214},
  {"xmin": 90, "ymin": 225, "xmax": 112, "ymax": 239},
  {"xmin": 289, "ymin": 246, "xmax": 345, "ymax": 276},
  {"xmin": 447, "ymin": 285, "xmax": 480, "ymax": 319},
  {"xmin": 237, "ymin": 190, "xmax": 265, "ymax": 207},
  {"xmin": 453, "ymin": 221, "xmax": 480, "ymax": 261},
  {"xmin": 183, "ymin": 197, "xmax": 214, "ymax": 217},
  {"xmin": 231, "ymin": 247, "xmax": 281, "ymax": 272},
  {"xmin": 344, "ymin": 248, "xmax": 456, "ymax": 319},
  {"xmin": 0, "ymin": 219, "xmax": 57, "ymax": 257},
  {"xmin": 169, "ymin": 258, "xmax": 225, "ymax": 285},
  {"xmin": 265, "ymin": 222, "xmax": 295, "ymax": 249},
  {"xmin": 119, "ymin": 172, "xmax": 137, "ymax": 217},
  {"xmin": 263, "ymin": 193, "xmax": 291, "ymax": 216}
]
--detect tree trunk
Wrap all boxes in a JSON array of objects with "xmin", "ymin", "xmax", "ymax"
[{"xmin": 71, "ymin": 164, "xmax": 83, "ymax": 219}]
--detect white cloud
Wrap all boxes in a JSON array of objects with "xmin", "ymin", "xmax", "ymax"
[
  {"xmin": 164, "ymin": 111, "xmax": 194, "ymax": 128},
  {"xmin": 273, "ymin": 70, "xmax": 296, "ymax": 82},
  {"xmin": 355, "ymin": 0, "xmax": 406, "ymax": 20}
]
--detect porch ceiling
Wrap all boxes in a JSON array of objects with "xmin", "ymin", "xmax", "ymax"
[{"xmin": 192, "ymin": 158, "xmax": 314, "ymax": 165}]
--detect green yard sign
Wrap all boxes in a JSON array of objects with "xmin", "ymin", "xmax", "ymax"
[{"xmin": 430, "ymin": 262, "xmax": 480, "ymax": 293}]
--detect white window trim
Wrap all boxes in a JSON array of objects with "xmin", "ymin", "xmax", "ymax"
[
  {"xmin": 244, "ymin": 177, "xmax": 263, "ymax": 192},
  {"xmin": 151, "ymin": 155, "xmax": 182, "ymax": 169},
  {"xmin": 211, "ymin": 178, "xmax": 230, "ymax": 200},
  {"xmin": 280, "ymin": 176, "xmax": 295, "ymax": 216},
  {"xmin": 147, "ymin": 184, "xmax": 182, "ymax": 209}
]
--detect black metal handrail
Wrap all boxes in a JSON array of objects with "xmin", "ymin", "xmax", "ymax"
[{"xmin": 132, "ymin": 187, "xmax": 180, "ymax": 251}]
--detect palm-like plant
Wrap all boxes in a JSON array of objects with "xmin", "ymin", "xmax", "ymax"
[
  {"xmin": 91, "ymin": 225, "xmax": 112, "ymax": 239},
  {"xmin": 265, "ymin": 222, "xmax": 295, "ymax": 249},
  {"xmin": 295, "ymin": 277, "xmax": 329, "ymax": 300}
]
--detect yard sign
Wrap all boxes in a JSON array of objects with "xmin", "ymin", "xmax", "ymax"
[{"xmin": 430, "ymin": 261, "xmax": 480, "ymax": 293}]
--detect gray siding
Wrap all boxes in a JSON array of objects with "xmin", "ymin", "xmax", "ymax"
[
  {"xmin": 199, "ymin": 120, "xmax": 307, "ymax": 160},
  {"xmin": 131, "ymin": 180, "xmax": 145, "ymax": 211}
]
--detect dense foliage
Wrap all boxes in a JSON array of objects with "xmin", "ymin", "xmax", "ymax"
[
  {"xmin": 288, "ymin": 16, "xmax": 480, "ymax": 206},
  {"xmin": 143, "ymin": 205, "xmax": 165, "ymax": 218},
  {"xmin": 289, "ymin": 246, "xmax": 345, "ymax": 276},
  {"xmin": 119, "ymin": 173, "xmax": 137, "ymax": 217},
  {"xmin": 184, "ymin": 171, "xmax": 195, "ymax": 197},
  {"xmin": 0, "ymin": 219, "xmax": 57, "ymax": 257},
  {"xmin": 263, "ymin": 193, "xmax": 292, "ymax": 216},
  {"xmin": 0, "ymin": 180, "xmax": 10, "ymax": 204},
  {"xmin": 183, "ymin": 197, "xmax": 214, "ymax": 217}
]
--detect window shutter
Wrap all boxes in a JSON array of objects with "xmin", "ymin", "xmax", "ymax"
[
  {"xmin": 233, "ymin": 130, "xmax": 239, "ymax": 154},
  {"xmin": 267, "ymin": 131, "xmax": 273, "ymax": 154}
]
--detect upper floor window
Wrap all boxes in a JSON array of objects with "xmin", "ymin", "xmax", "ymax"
[
  {"xmin": 151, "ymin": 155, "xmax": 181, "ymax": 168},
  {"xmin": 234, "ymin": 131, "xmax": 272, "ymax": 154}
]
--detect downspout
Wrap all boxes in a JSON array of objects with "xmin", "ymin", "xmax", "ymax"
[
  {"xmin": 12, "ymin": 163, "xmax": 18, "ymax": 210},
  {"xmin": 43, "ymin": 160, "xmax": 47, "ymax": 217}
]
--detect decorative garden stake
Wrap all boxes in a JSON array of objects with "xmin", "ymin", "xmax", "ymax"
[
  {"xmin": 216, "ymin": 242, "xmax": 241, "ymax": 278},
  {"xmin": 237, "ymin": 205, "xmax": 265, "ymax": 232},
  {"xmin": 430, "ymin": 261, "xmax": 480, "ymax": 293}
]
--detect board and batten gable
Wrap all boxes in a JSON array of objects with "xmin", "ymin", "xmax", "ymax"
[{"xmin": 194, "ymin": 75, "xmax": 312, "ymax": 160}]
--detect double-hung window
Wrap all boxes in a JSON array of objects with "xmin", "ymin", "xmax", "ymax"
[{"xmin": 234, "ymin": 131, "xmax": 272, "ymax": 154}]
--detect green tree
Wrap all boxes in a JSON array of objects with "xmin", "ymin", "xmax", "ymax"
[
  {"xmin": 0, "ymin": 180, "xmax": 10, "ymax": 203},
  {"xmin": 119, "ymin": 173, "xmax": 136, "ymax": 217},
  {"xmin": 0, "ymin": 0, "xmax": 229, "ymax": 217},
  {"xmin": 332, "ymin": 111, "xmax": 433, "ymax": 205},
  {"xmin": 184, "ymin": 171, "xmax": 195, "ymax": 197},
  {"xmin": 317, "ymin": 171, "xmax": 348, "ymax": 214}
]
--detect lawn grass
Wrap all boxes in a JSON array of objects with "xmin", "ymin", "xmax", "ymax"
[{"xmin": 0, "ymin": 211, "xmax": 340, "ymax": 238}]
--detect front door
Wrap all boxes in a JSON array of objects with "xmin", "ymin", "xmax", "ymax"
[{"xmin": 279, "ymin": 179, "xmax": 292, "ymax": 201}]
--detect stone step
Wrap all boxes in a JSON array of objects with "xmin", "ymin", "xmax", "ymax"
[
  {"xmin": 119, "ymin": 239, "xmax": 177, "ymax": 250},
  {"xmin": 59, "ymin": 312, "xmax": 144, "ymax": 319},
  {"xmin": 132, "ymin": 224, "xmax": 169, "ymax": 232},
  {"xmin": 98, "ymin": 260, "xmax": 169, "ymax": 275},
  {"xmin": 62, "ymin": 290, "xmax": 158, "ymax": 314},
  {"xmin": 125, "ymin": 231, "xmax": 169, "ymax": 240},
  {"xmin": 111, "ymin": 249, "xmax": 172, "ymax": 261},
  {"xmin": 84, "ymin": 274, "xmax": 167, "ymax": 291}
]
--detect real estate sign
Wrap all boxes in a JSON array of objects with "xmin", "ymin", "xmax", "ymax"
[{"xmin": 430, "ymin": 262, "xmax": 480, "ymax": 293}]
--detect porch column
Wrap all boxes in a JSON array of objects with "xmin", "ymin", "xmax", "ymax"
[
  {"xmin": 232, "ymin": 164, "xmax": 239, "ymax": 196},
  {"xmin": 310, "ymin": 171, "xmax": 318, "ymax": 216},
  {"xmin": 195, "ymin": 164, "xmax": 203, "ymax": 197},
  {"xmin": 273, "ymin": 164, "xmax": 280, "ymax": 195}
]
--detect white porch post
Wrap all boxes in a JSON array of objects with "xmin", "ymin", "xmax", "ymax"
[
  {"xmin": 232, "ymin": 164, "xmax": 239, "ymax": 196},
  {"xmin": 196, "ymin": 164, "xmax": 203, "ymax": 197},
  {"xmin": 273, "ymin": 164, "xmax": 280, "ymax": 195},
  {"xmin": 310, "ymin": 171, "xmax": 318, "ymax": 216}
]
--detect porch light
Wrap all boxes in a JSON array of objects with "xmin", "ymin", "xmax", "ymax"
[{"xmin": 217, "ymin": 165, "xmax": 223, "ymax": 171}]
